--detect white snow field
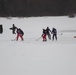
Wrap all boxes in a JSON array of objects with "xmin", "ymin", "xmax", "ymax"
[{"xmin": 0, "ymin": 16, "xmax": 76, "ymax": 75}]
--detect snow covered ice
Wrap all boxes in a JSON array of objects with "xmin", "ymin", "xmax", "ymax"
[{"xmin": 0, "ymin": 16, "xmax": 76, "ymax": 75}]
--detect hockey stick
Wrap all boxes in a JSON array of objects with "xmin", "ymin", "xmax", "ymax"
[
  {"xmin": 11, "ymin": 38, "xmax": 16, "ymax": 41},
  {"xmin": 57, "ymin": 33, "xmax": 63, "ymax": 35},
  {"xmin": 35, "ymin": 36, "xmax": 42, "ymax": 41}
]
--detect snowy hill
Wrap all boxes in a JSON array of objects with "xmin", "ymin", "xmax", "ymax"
[{"xmin": 0, "ymin": 16, "xmax": 76, "ymax": 75}]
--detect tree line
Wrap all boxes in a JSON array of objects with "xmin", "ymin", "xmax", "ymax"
[{"xmin": 0, "ymin": 0, "xmax": 76, "ymax": 17}]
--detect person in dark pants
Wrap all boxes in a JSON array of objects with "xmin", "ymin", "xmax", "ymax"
[
  {"xmin": 10, "ymin": 24, "xmax": 17, "ymax": 34},
  {"xmin": 0, "ymin": 25, "xmax": 3, "ymax": 34},
  {"xmin": 52, "ymin": 28, "xmax": 57, "ymax": 41},
  {"xmin": 16, "ymin": 28, "xmax": 24, "ymax": 41},
  {"xmin": 46, "ymin": 27, "xmax": 51, "ymax": 40}
]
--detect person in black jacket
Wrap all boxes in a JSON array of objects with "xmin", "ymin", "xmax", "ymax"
[
  {"xmin": 42, "ymin": 29, "xmax": 47, "ymax": 41},
  {"xmin": 46, "ymin": 27, "xmax": 51, "ymax": 40},
  {"xmin": 51, "ymin": 28, "xmax": 57, "ymax": 41},
  {"xmin": 10, "ymin": 24, "xmax": 17, "ymax": 34},
  {"xmin": 16, "ymin": 28, "xmax": 24, "ymax": 41}
]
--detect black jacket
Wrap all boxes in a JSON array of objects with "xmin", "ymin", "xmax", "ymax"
[
  {"xmin": 46, "ymin": 27, "xmax": 51, "ymax": 35},
  {"xmin": 17, "ymin": 28, "xmax": 24, "ymax": 36},
  {"xmin": 52, "ymin": 28, "xmax": 57, "ymax": 34}
]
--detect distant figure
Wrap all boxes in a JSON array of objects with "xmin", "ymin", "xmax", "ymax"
[
  {"xmin": 42, "ymin": 29, "xmax": 47, "ymax": 41},
  {"xmin": 51, "ymin": 28, "xmax": 57, "ymax": 41},
  {"xmin": 10, "ymin": 24, "xmax": 17, "ymax": 34},
  {"xmin": 46, "ymin": 27, "xmax": 51, "ymax": 40},
  {"xmin": 16, "ymin": 28, "xmax": 24, "ymax": 41},
  {"xmin": 0, "ymin": 25, "xmax": 3, "ymax": 34}
]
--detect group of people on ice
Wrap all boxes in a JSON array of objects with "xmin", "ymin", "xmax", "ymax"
[
  {"xmin": 42, "ymin": 27, "xmax": 57, "ymax": 41},
  {"xmin": 10, "ymin": 24, "xmax": 57, "ymax": 42}
]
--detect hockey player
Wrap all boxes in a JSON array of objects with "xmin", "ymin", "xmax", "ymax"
[
  {"xmin": 10, "ymin": 24, "xmax": 17, "ymax": 34},
  {"xmin": 16, "ymin": 28, "xmax": 24, "ymax": 41},
  {"xmin": 51, "ymin": 28, "xmax": 57, "ymax": 41},
  {"xmin": 46, "ymin": 27, "xmax": 51, "ymax": 40},
  {"xmin": 42, "ymin": 29, "xmax": 47, "ymax": 41}
]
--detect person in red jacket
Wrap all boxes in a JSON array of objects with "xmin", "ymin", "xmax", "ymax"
[{"xmin": 16, "ymin": 28, "xmax": 24, "ymax": 41}]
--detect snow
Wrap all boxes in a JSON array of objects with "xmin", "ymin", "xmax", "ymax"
[{"xmin": 0, "ymin": 16, "xmax": 76, "ymax": 75}]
